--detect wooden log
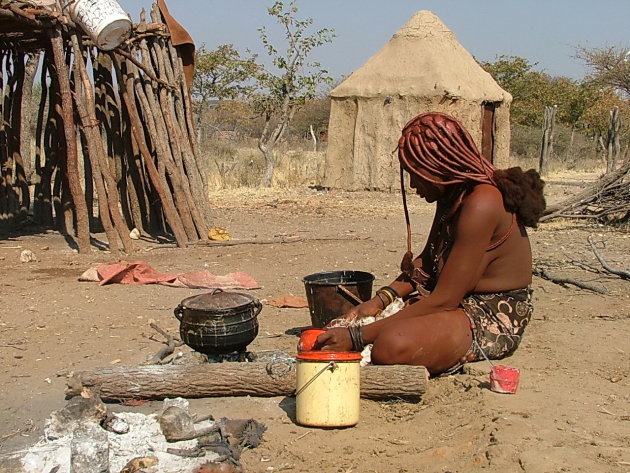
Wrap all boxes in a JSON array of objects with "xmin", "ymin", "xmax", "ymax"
[
  {"xmin": 65, "ymin": 363, "xmax": 429, "ymax": 401},
  {"xmin": 540, "ymin": 159, "xmax": 630, "ymax": 221},
  {"xmin": 111, "ymin": 54, "xmax": 189, "ymax": 247},
  {"xmin": 70, "ymin": 33, "xmax": 135, "ymax": 254},
  {"xmin": 133, "ymin": 38, "xmax": 199, "ymax": 241},
  {"xmin": 144, "ymin": 34, "xmax": 207, "ymax": 238},
  {"xmin": 49, "ymin": 27, "xmax": 90, "ymax": 253}
]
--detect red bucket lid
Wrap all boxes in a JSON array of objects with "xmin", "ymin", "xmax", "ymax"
[{"xmin": 296, "ymin": 350, "xmax": 362, "ymax": 361}]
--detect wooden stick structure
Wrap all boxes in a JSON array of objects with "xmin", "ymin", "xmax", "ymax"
[
  {"xmin": 0, "ymin": 2, "xmax": 210, "ymax": 251},
  {"xmin": 66, "ymin": 363, "xmax": 430, "ymax": 401},
  {"xmin": 541, "ymin": 160, "xmax": 630, "ymax": 224}
]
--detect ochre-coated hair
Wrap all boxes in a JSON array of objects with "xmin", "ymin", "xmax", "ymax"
[
  {"xmin": 398, "ymin": 112, "xmax": 546, "ymax": 227},
  {"xmin": 397, "ymin": 112, "xmax": 546, "ymax": 275},
  {"xmin": 398, "ymin": 112, "xmax": 497, "ymax": 186}
]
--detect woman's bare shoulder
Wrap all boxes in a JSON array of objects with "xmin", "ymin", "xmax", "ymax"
[{"xmin": 461, "ymin": 184, "xmax": 503, "ymax": 214}]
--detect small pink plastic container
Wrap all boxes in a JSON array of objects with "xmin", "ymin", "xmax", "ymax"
[{"xmin": 489, "ymin": 365, "xmax": 520, "ymax": 394}]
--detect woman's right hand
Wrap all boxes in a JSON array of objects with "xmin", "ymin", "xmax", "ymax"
[{"xmin": 325, "ymin": 297, "xmax": 383, "ymax": 327}]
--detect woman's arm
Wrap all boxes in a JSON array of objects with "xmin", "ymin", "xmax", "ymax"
[
  {"xmin": 333, "ymin": 213, "xmax": 441, "ymax": 324},
  {"xmin": 361, "ymin": 186, "xmax": 502, "ymax": 341},
  {"xmin": 318, "ymin": 186, "xmax": 503, "ymax": 350}
]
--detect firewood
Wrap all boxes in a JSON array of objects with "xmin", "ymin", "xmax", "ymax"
[{"xmin": 66, "ymin": 363, "xmax": 429, "ymax": 401}]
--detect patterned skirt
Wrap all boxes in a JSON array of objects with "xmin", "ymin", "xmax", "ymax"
[{"xmin": 461, "ymin": 287, "xmax": 533, "ymax": 361}]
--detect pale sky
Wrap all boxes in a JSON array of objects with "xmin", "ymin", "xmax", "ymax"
[{"xmin": 117, "ymin": 0, "xmax": 630, "ymax": 81}]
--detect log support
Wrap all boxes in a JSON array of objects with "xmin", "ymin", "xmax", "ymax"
[{"xmin": 66, "ymin": 363, "xmax": 429, "ymax": 401}]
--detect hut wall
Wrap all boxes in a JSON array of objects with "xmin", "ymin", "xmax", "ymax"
[{"xmin": 324, "ymin": 96, "xmax": 511, "ymax": 191}]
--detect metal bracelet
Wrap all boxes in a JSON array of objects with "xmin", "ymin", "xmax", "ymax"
[
  {"xmin": 375, "ymin": 291, "xmax": 388, "ymax": 309},
  {"xmin": 380, "ymin": 285, "xmax": 399, "ymax": 301},
  {"xmin": 348, "ymin": 325, "xmax": 364, "ymax": 352}
]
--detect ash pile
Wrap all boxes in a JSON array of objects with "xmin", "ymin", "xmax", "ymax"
[{"xmin": 20, "ymin": 395, "xmax": 265, "ymax": 473}]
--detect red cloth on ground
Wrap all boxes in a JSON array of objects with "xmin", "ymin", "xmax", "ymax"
[{"xmin": 79, "ymin": 261, "xmax": 259, "ymax": 290}]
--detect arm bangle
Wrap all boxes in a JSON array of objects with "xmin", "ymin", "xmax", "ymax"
[
  {"xmin": 380, "ymin": 286, "xmax": 399, "ymax": 301},
  {"xmin": 375, "ymin": 291, "xmax": 388, "ymax": 309},
  {"xmin": 376, "ymin": 288, "xmax": 394, "ymax": 305},
  {"xmin": 348, "ymin": 325, "xmax": 365, "ymax": 352}
]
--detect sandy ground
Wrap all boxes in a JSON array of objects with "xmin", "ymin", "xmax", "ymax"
[{"xmin": 1, "ymin": 173, "xmax": 629, "ymax": 473}]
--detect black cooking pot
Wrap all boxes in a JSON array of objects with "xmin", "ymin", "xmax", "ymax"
[{"xmin": 174, "ymin": 289, "xmax": 262, "ymax": 355}]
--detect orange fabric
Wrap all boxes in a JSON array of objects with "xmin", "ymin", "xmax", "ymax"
[
  {"xmin": 157, "ymin": 0, "xmax": 195, "ymax": 89},
  {"xmin": 79, "ymin": 261, "xmax": 260, "ymax": 290}
]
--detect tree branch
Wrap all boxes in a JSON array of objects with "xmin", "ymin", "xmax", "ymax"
[
  {"xmin": 587, "ymin": 234, "xmax": 630, "ymax": 280},
  {"xmin": 533, "ymin": 266, "xmax": 607, "ymax": 294}
]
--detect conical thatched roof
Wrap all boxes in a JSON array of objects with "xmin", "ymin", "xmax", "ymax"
[{"xmin": 330, "ymin": 10, "xmax": 510, "ymax": 102}]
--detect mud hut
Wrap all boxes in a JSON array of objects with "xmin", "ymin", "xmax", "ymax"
[{"xmin": 323, "ymin": 10, "xmax": 512, "ymax": 191}]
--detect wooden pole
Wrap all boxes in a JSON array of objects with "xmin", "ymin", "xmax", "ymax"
[
  {"xmin": 71, "ymin": 33, "xmax": 135, "ymax": 254},
  {"xmin": 606, "ymin": 105, "xmax": 621, "ymax": 173},
  {"xmin": 9, "ymin": 51, "xmax": 31, "ymax": 221},
  {"xmin": 1, "ymin": 5, "xmax": 210, "ymax": 245},
  {"xmin": 66, "ymin": 363, "xmax": 429, "ymax": 401},
  {"xmin": 143, "ymin": 32, "xmax": 207, "ymax": 238},
  {"xmin": 111, "ymin": 54, "xmax": 189, "ymax": 248},
  {"xmin": 35, "ymin": 54, "xmax": 56, "ymax": 227},
  {"xmin": 539, "ymin": 105, "xmax": 556, "ymax": 178},
  {"xmin": 105, "ymin": 52, "xmax": 150, "ymax": 235},
  {"xmin": 38, "ymin": 54, "xmax": 57, "ymax": 227},
  {"xmin": 0, "ymin": 54, "xmax": 9, "ymax": 223},
  {"xmin": 1, "ymin": 53, "xmax": 19, "ymax": 221},
  {"xmin": 152, "ymin": 3, "xmax": 207, "ymax": 205},
  {"xmin": 129, "ymin": 43, "xmax": 198, "ymax": 241},
  {"xmin": 156, "ymin": 35, "xmax": 209, "ymax": 231},
  {"xmin": 20, "ymin": 52, "xmax": 39, "ymax": 180},
  {"xmin": 49, "ymin": 27, "xmax": 90, "ymax": 253}
]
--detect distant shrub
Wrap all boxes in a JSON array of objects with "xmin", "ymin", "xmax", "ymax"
[{"xmin": 510, "ymin": 124, "xmax": 603, "ymax": 173}]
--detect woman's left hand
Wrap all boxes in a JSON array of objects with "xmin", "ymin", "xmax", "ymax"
[{"xmin": 314, "ymin": 327, "xmax": 353, "ymax": 351}]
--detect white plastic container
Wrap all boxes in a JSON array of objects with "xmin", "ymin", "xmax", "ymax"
[
  {"xmin": 295, "ymin": 351, "xmax": 362, "ymax": 427},
  {"xmin": 65, "ymin": 0, "xmax": 132, "ymax": 51}
]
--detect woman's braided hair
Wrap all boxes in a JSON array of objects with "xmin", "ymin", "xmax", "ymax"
[{"xmin": 398, "ymin": 112, "xmax": 546, "ymax": 227}]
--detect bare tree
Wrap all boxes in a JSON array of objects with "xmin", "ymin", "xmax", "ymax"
[
  {"xmin": 252, "ymin": 1, "xmax": 335, "ymax": 187},
  {"xmin": 576, "ymin": 44, "xmax": 630, "ymax": 97}
]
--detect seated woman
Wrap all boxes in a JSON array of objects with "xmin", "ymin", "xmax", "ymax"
[{"xmin": 315, "ymin": 112, "xmax": 546, "ymax": 376}]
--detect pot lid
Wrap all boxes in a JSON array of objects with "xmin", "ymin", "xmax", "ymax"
[{"xmin": 179, "ymin": 291, "xmax": 257, "ymax": 312}]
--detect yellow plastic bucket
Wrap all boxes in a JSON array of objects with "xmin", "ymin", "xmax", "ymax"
[{"xmin": 295, "ymin": 351, "xmax": 362, "ymax": 427}]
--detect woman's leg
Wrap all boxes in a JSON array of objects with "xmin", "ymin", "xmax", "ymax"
[{"xmin": 370, "ymin": 309, "xmax": 473, "ymax": 375}]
